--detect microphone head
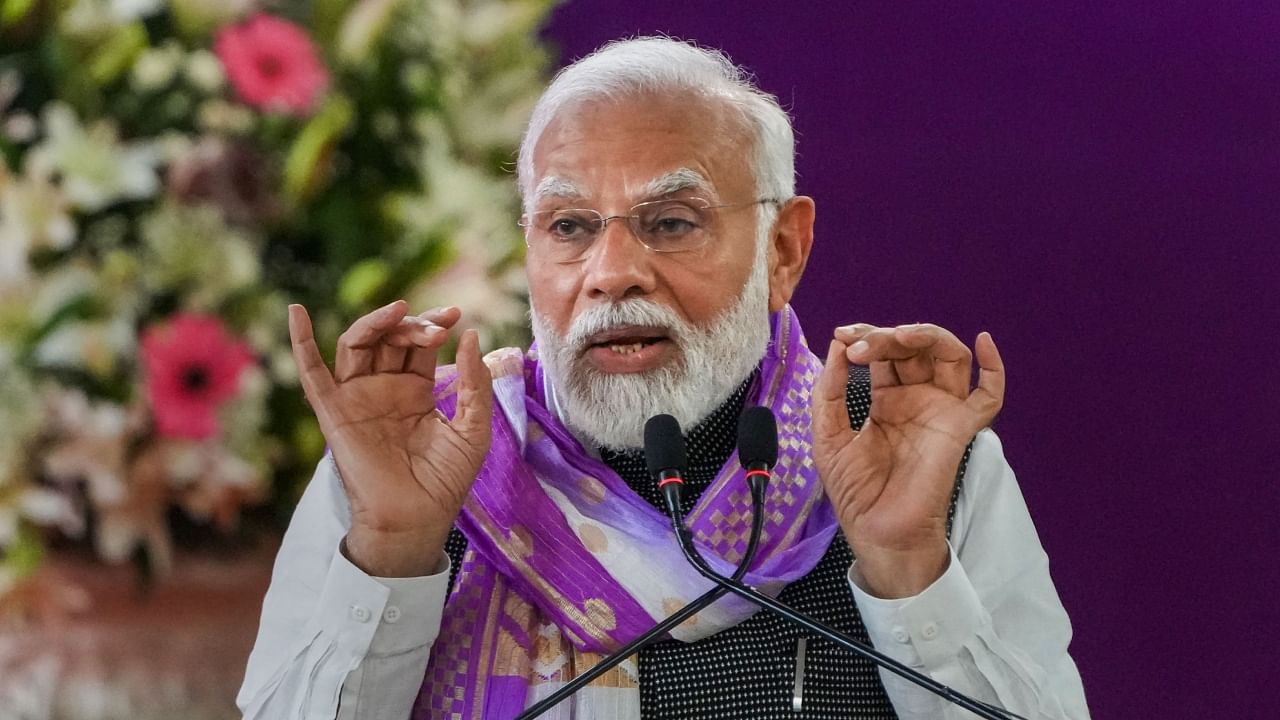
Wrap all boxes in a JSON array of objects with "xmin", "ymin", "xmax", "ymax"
[
  {"xmin": 644, "ymin": 414, "xmax": 687, "ymax": 477},
  {"xmin": 737, "ymin": 406, "xmax": 779, "ymax": 468}
]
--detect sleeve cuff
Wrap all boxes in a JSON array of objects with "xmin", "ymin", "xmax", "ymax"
[
  {"xmin": 314, "ymin": 540, "xmax": 453, "ymax": 660},
  {"xmin": 847, "ymin": 544, "xmax": 992, "ymax": 668}
]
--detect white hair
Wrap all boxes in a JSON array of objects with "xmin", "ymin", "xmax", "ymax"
[
  {"xmin": 517, "ymin": 36, "xmax": 796, "ymax": 214},
  {"xmin": 522, "ymin": 38, "xmax": 792, "ymax": 447}
]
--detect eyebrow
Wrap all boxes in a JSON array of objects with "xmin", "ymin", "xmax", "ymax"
[
  {"xmin": 533, "ymin": 176, "xmax": 583, "ymax": 203},
  {"xmin": 531, "ymin": 168, "xmax": 713, "ymax": 208},
  {"xmin": 634, "ymin": 168, "xmax": 712, "ymax": 199}
]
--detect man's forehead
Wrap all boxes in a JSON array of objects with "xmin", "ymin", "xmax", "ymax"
[{"xmin": 532, "ymin": 167, "xmax": 714, "ymax": 204}]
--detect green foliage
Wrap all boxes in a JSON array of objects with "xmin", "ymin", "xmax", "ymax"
[{"xmin": 0, "ymin": 0, "xmax": 558, "ymax": 589}]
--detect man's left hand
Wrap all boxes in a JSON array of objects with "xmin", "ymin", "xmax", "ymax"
[{"xmin": 812, "ymin": 323, "xmax": 1005, "ymax": 599}]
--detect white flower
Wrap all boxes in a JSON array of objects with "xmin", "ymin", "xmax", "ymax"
[
  {"xmin": 337, "ymin": 0, "xmax": 404, "ymax": 65},
  {"xmin": 60, "ymin": 0, "xmax": 163, "ymax": 29},
  {"xmin": 28, "ymin": 262, "xmax": 98, "ymax": 326},
  {"xmin": 0, "ymin": 163, "xmax": 76, "ymax": 288},
  {"xmin": 185, "ymin": 49, "xmax": 226, "ymax": 93},
  {"xmin": 130, "ymin": 42, "xmax": 183, "ymax": 92},
  {"xmin": 169, "ymin": 0, "xmax": 255, "ymax": 35},
  {"xmin": 196, "ymin": 99, "xmax": 255, "ymax": 134},
  {"xmin": 3, "ymin": 113, "xmax": 37, "ymax": 143},
  {"xmin": 18, "ymin": 488, "xmax": 77, "ymax": 529},
  {"xmin": 28, "ymin": 102, "xmax": 161, "ymax": 212},
  {"xmin": 42, "ymin": 391, "xmax": 132, "ymax": 523},
  {"xmin": 110, "ymin": 0, "xmax": 163, "ymax": 21},
  {"xmin": 138, "ymin": 202, "xmax": 262, "ymax": 308},
  {"xmin": 31, "ymin": 316, "xmax": 134, "ymax": 377}
]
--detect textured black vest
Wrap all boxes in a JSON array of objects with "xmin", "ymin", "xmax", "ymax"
[{"xmin": 446, "ymin": 367, "xmax": 969, "ymax": 719}]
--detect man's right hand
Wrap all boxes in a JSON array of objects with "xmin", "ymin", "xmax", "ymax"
[{"xmin": 287, "ymin": 300, "xmax": 493, "ymax": 577}]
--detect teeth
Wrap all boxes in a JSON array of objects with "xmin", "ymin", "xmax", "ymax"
[{"xmin": 609, "ymin": 343, "xmax": 645, "ymax": 355}]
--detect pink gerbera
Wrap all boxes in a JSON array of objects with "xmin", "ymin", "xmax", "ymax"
[
  {"xmin": 214, "ymin": 13, "xmax": 329, "ymax": 116},
  {"xmin": 141, "ymin": 313, "xmax": 255, "ymax": 440}
]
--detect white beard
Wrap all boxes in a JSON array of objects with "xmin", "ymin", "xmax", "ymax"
[{"xmin": 530, "ymin": 251, "xmax": 772, "ymax": 451}]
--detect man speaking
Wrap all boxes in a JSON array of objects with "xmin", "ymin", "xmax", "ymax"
[{"xmin": 238, "ymin": 37, "xmax": 1089, "ymax": 719}]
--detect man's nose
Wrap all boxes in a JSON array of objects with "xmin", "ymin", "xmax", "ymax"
[{"xmin": 580, "ymin": 217, "xmax": 656, "ymax": 302}]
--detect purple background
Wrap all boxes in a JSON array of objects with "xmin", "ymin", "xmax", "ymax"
[{"xmin": 545, "ymin": 2, "xmax": 1279, "ymax": 717}]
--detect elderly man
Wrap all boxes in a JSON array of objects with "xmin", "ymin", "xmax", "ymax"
[{"xmin": 239, "ymin": 38, "xmax": 1088, "ymax": 719}]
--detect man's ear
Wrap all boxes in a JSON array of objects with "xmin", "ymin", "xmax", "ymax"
[{"xmin": 767, "ymin": 196, "xmax": 815, "ymax": 312}]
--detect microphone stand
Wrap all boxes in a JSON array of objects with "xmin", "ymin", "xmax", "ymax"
[
  {"xmin": 660, "ymin": 481, "xmax": 1027, "ymax": 720},
  {"xmin": 514, "ymin": 478, "xmax": 768, "ymax": 720}
]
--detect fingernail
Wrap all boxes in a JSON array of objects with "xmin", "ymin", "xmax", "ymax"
[{"xmin": 850, "ymin": 340, "xmax": 870, "ymax": 355}]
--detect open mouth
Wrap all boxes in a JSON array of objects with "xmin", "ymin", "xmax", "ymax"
[
  {"xmin": 581, "ymin": 325, "xmax": 674, "ymax": 370},
  {"xmin": 594, "ymin": 336, "xmax": 667, "ymax": 355}
]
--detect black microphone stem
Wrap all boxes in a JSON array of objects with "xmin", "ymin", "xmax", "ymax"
[
  {"xmin": 516, "ymin": 481, "xmax": 765, "ymax": 720},
  {"xmin": 664, "ymin": 504, "xmax": 1026, "ymax": 720}
]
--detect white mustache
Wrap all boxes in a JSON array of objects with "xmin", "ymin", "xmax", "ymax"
[{"xmin": 565, "ymin": 300, "xmax": 691, "ymax": 353}]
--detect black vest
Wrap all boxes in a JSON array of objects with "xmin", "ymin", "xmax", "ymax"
[{"xmin": 446, "ymin": 367, "xmax": 969, "ymax": 719}]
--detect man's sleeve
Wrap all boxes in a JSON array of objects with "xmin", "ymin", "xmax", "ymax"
[
  {"xmin": 847, "ymin": 429, "xmax": 1091, "ymax": 719},
  {"xmin": 237, "ymin": 455, "xmax": 452, "ymax": 720}
]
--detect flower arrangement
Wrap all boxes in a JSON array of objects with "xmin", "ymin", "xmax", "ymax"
[{"xmin": 0, "ymin": 0, "xmax": 555, "ymax": 603}]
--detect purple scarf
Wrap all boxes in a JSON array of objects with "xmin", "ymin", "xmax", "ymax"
[{"xmin": 414, "ymin": 306, "xmax": 836, "ymax": 719}]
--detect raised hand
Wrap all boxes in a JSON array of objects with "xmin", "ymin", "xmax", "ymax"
[
  {"xmin": 812, "ymin": 323, "xmax": 1005, "ymax": 598},
  {"xmin": 287, "ymin": 300, "xmax": 493, "ymax": 577}
]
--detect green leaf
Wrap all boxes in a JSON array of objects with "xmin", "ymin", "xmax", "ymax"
[
  {"xmin": 338, "ymin": 257, "xmax": 391, "ymax": 308},
  {"xmin": 88, "ymin": 22, "xmax": 148, "ymax": 86},
  {"xmin": 283, "ymin": 94, "xmax": 355, "ymax": 203},
  {"xmin": 1, "ymin": 0, "xmax": 38, "ymax": 28},
  {"xmin": 4, "ymin": 523, "xmax": 45, "ymax": 577}
]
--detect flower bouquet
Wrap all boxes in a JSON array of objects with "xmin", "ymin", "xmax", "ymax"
[{"xmin": 0, "ymin": 0, "xmax": 555, "ymax": 608}]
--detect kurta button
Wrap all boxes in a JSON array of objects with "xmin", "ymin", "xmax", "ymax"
[
  {"xmin": 351, "ymin": 605, "xmax": 371, "ymax": 623},
  {"xmin": 921, "ymin": 622, "xmax": 939, "ymax": 640},
  {"xmin": 891, "ymin": 626, "xmax": 910, "ymax": 643},
  {"xmin": 384, "ymin": 606, "xmax": 402, "ymax": 623}
]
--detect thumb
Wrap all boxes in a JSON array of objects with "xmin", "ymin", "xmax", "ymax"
[
  {"xmin": 288, "ymin": 304, "xmax": 336, "ymax": 414},
  {"xmin": 451, "ymin": 329, "xmax": 494, "ymax": 450}
]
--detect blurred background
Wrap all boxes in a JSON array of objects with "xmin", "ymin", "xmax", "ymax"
[{"xmin": 1, "ymin": 1, "xmax": 1276, "ymax": 719}]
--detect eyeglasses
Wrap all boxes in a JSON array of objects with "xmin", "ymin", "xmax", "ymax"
[{"xmin": 519, "ymin": 197, "xmax": 781, "ymax": 264}]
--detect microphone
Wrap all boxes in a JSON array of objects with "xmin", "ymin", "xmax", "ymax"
[
  {"xmin": 737, "ymin": 405, "xmax": 777, "ymax": 500},
  {"xmin": 645, "ymin": 413, "xmax": 688, "ymax": 518},
  {"xmin": 664, "ymin": 407, "xmax": 1026, "ymax": 720},
  {"xmin": 517, "ymin": 414, "xmax": 759, "ymax": 720}
]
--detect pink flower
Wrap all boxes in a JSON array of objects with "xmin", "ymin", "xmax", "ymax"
[
  {"xmin": 214, "ymin": 13, "xmax": 329, "ymax": 116},
  {"xmin": 140, "ymin": 314, "xmax": 254, "ymax": 440}
]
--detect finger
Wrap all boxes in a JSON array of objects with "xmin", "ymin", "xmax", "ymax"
[
  {"xmin": 813, "ymin": 339, "xmax": 855, "ymax": 443},
  {"xmin": 375, "ymin": 341, "xmax": 407, "ymax": 374},
  {"xmin": 964, "ymin": 332, "xmax": 1006, "ymax": 427},
  {"xmin": 336, "ymin": 300, "xmax": 408, "ymax": 382},
  {"xmin": 833, "ymin": 323, "xmax": 877, "ymax": 343},
  {"xmin": 404, "ymin": 324, "xmax": 453, "ymax": 380},
  {"xmin": 381, "ymin": 315, "xmax": 451, "ymax": 348},
  {"xmin": 868, "ymin": 358, "xmax": 901, "ymax": 389},
  {"xmin": 896, "ymin": 325, "xmax": 971, "ymax": 399},
  {"xmin": 850, "ymin": 324, "xmax": 970, "ymax": 391},
  {"xmin": 418, "ymin": 306, "xmax": 461, "ymax": 328},
  {"xmin": 451, "ymin": 329, "xmax": 493, "ymax": 449},
  {"xmin": 847, "ymin": 325, "xmax": 966, "ymax": 363},
  {"xmin": 287, "ymin": 304, "xmax": 337, "ymax": 410}
]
